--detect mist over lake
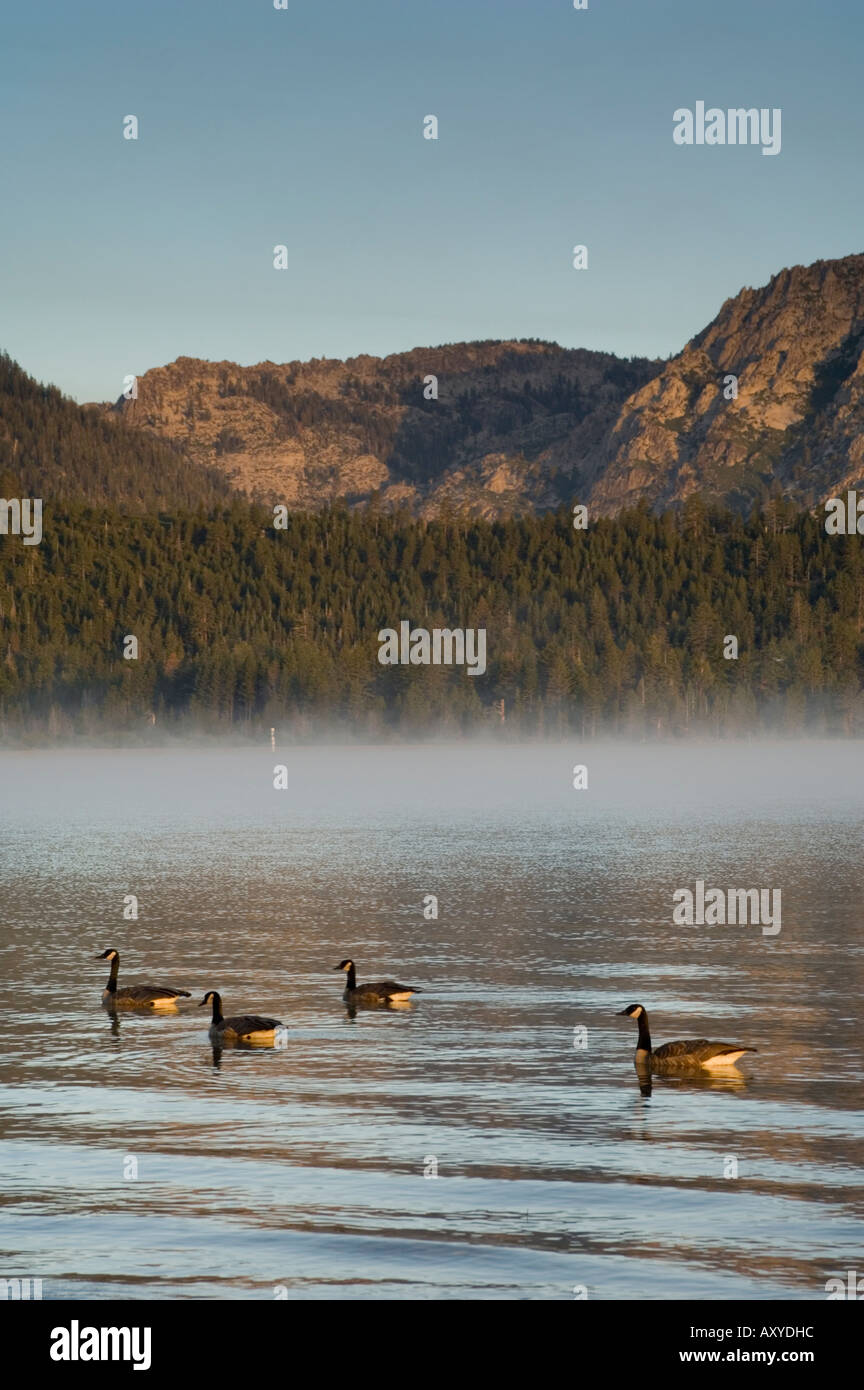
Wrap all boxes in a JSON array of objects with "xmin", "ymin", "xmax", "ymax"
[{"xmin": 1, "ymin": 742, "xmax": 861, "ymax": 1299}]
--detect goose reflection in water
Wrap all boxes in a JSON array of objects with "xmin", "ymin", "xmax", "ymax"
[
  {"xmin": 343, "ymin": 996, "xmax": 416, "ymax": 1023},
  {"xmin": 633, "ymin": 1059, "xmax": 750, "ymax": 1098}
]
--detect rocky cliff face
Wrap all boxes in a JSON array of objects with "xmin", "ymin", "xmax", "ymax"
[
  {"xmin": 110, "ymin": 252, "xmax": 864, "ymax": 517},
  {"xmin": 587, "ymin": 254, "xmax": 864, "ymax": 514},
  {"xmin": 111, "ymin": 342, "xmax": 659, "ymax": 518}
]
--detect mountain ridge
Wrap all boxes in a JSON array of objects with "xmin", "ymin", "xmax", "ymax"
[
  {"xmin": 589, "ymin": 252, "xmax": 864, "ymax": 514},
  {"xmin": 106, "ymin": 339, "xmax": 659, "ymax": 519},
  {"xmin": 6, "ymin": 251, "xmax": 864, "ymax": 518}
]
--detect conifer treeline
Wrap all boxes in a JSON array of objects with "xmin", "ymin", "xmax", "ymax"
[
  {"xmin": 0, "ymin": 352, "xmax": 231, "ymax": 512},
  {"xmin": 1, "ymin": 497, "xmax": 862, "ymax": 739}
]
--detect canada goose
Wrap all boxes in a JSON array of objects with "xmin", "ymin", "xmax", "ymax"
[
  {"xmin": 617, "ymin": 1004, "xmax": 757, "ymax": 1071},
  {"xmin": 96, "ymin": 948, "xmax": 191, "ymax": 1009},
  {"xmin": 334, "ymin": 959, "xmax": 421, "ymax": 1005},
  {"xmin": 199, "ymin": 990, "xmax": 285, "ymax": 1044}
]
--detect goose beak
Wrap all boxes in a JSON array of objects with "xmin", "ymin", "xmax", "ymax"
[
  {"xmin": 333, "ymin": 965, "xmax": 344, "ymax": 971},
  {"xmin": 198, "ymin": 998, "xmax": 208, "ymax": 1007},
  {"xmin": 616, "ymin": 1009, "xmax": 630, "ymax": 1016}
]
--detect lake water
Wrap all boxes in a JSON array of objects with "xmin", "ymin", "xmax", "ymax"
[{"xmin": 0, "ymin": 743, "xmax": 862, "ymax": 1300}]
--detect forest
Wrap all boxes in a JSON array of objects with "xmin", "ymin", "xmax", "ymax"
[
  {"xmin": 0, "ymin": 352, "xmax": 231, "ymax": 512},
  {"xmin": 2, "ymin": 495, "xmax": 862, "ymax": 740}
]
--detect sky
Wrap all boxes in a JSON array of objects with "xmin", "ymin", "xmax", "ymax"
[{"xmin": 1, "ymin": 0, "xmax": 862, "ymax": 402}]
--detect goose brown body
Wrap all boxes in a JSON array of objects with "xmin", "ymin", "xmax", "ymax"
[
  {"xmin": 334, "ymin": 959, "xmax": 421, "ymax": 1004},
  {"xmin": 618, "ymin": 1004, "xmax": 757, "ymax": 1072},
  {"xmin": 200, "ymin": 990, "xmax": 284, "ymax": 1043},
  {"xmin": 97, "ymin": 949, "xmax": 191, "ymax": 1009}
]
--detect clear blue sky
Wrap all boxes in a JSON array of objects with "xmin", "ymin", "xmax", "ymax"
[{"xmin": 1, "ymin": 0, "xmax": 861, "ymax": 401}]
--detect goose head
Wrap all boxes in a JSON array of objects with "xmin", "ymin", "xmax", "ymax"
[{"xmin": 617, "ymin": 1004, "xmax": 645, "ymax": 1019}]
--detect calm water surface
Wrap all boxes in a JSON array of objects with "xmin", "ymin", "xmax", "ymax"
[{"xmin": 0, "ymin": 743, "xmax": 862, "ymax": 1299}]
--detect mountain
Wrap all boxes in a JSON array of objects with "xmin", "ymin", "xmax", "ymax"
[
  {"xmin": 7, "ymin": 252, "xmax": 864, "ymax": 520},
  {"xmin": 108, "ymin": 341, "xmax": 659, "ymax": 518},
  {"xmin": 105, "ymin": 252, "xmax": 864, "ymax": 519},
  {"xmin": 588, "ymin": 253, "xmax": 864, "ymax": 515}
]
